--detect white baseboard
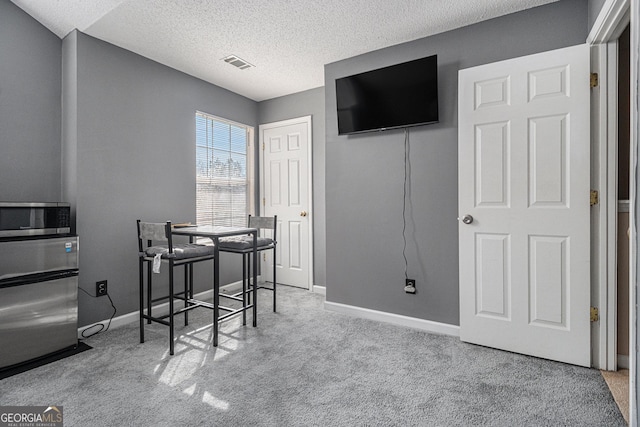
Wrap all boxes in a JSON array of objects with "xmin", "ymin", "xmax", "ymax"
[
  {"xmin": 312, "ymin": 285, "xmax": 326, "ymax": 295},
  {"xmin": 323, "ymin": 301, "xmax": 460, "ymax": 337},
  {"xmin": 77, "ymin": 280, "xmax": 243, "ymax": 338},
  {"xmin": 618, "ymin": 354, "xmax": 630, "ymax": 369}
]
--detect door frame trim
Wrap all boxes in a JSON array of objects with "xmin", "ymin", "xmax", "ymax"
[
  {"xmin": 591, "ymin": 41, "xmax": 620, "ymax": 372},
  {"xmin": 590, "ymin": 0, "xmax": 630, "ymax": 366},
  {"xmin": 258, "ymin": 115, "xmax": 314, "ymax": 290},
  {"xmin": 588, "ymin": 0, "xmax": 630, "ymax": 44},
  {"xmin": 589, "ymin": 0, "xmax": 634, "ymax": 423}
]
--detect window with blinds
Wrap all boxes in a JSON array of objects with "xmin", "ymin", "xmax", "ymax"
[{"xmin": 196, "ymin": 112, "xmax": 251, "ymax": 227}]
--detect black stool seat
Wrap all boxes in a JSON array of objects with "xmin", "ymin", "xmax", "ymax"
[
  {"xmin": 145, "ymin": 243, "xmax": 216, "ymax": 259},
  {"xmin": 137, "ymin": 220, "xmax": 216, "ymax": 356},
  {"xmin": 218, "ymin": 236, "xmax": 274, "ymax": 251},
  {"xmin": 218, "ymin": 215, "xmax": 277, "ymax": 311}
]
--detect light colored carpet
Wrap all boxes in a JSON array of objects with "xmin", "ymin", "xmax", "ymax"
[
  {"xmin": 0, "ymin": 285, "xmax": 626, "ymax": 426},
  {"xmin": 601, "ymin": 369, "xmax": 630, "ymax": 424}
]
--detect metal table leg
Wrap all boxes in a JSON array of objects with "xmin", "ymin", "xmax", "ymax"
[
  {"xmin": 252, "ymin": 230, "xmax": 257, "ymax": 327},
  {"xmin": 213, "ymin": 237, "xmax": 220, "ymax": 347}
]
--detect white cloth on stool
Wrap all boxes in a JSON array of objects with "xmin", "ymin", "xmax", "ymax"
[{"xmin": 153, "ymin": 253, "xmax": 162, "ymax": 273}]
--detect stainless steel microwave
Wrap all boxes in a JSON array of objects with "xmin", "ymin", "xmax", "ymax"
[{"xmin": 0, "ymin": 202, "xmax": 71, "ymax": 237}]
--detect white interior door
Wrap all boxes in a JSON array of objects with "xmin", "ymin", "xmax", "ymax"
[
  {"xmin": 260, "ymin": 116, "xmax": 312, "ymax": 289},
  {"xmin": 458, "ymin": 44, "xmax": 591, "ymax": 367}
]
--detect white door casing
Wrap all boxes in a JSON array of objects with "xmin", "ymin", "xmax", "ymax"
[
  {"xmin": 589, "ymin": 0, "xmax": 634, "ymax": 421},
  {"xmin": 588, "ymin": 0, "xmax": 631, "ymax": 373},
  {"xmin": 458, "ymin": 44, "xmax": 591, "ymax": 367},
  {"xmin": 260, "ymin": 116, "xmax": 312, "ymax": 289}
]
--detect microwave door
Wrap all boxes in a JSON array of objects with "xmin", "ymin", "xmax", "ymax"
[{"xmin": 0, "ymin": 202, "xmax": 71, "ymax": 237}]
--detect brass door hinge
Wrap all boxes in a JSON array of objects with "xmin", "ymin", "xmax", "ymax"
[
  {"xmin": 262, "ymin": 197, "xmax": 266, "ymax": 206},
  {"xmin": 590, "ymin": 306, "xmax": 599, "ymax": 322},
  {"xmin": 590, "ymin": 73, "xmax": 599, "ymax": 88},
  {"xmin": 262, "ymin": 142, "xmax": 265, "ymax": 150},
  {"xmin": 590, "ymin": 190, "xmax": 599, "ymax": 206}
]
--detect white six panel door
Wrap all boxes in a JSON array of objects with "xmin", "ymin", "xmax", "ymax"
[
  {"xmin": 262, "ymin": 119, "xmax": 310, "ymax": 289},
  {"xmin": 458, "ymin": 44, "xmax": 591, "ymax": 366}
]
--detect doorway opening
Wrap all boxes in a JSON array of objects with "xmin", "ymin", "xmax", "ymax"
[{"xmin": 601, "ymin": 22, "xmax": 631, "ymax": 423}]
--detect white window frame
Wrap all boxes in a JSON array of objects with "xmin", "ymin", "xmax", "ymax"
[{"xmin": 195, "ymin": 111, "xmax": 255, "ymax": 229}]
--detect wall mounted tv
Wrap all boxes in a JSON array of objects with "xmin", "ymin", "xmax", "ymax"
[{"xmin": 336, "ymin": 55, "xmax": 439, "ymax": 135}]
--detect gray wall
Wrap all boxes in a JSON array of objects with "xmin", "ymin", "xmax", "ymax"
[
  {"xmin": 0, "ymin": 0, "xmax": 61, "ymax": 202},
  {"xmin": 588, "ymin": 0, "xmax": 608, "ymax": 30},
  {"xmin": 62, "ymin": 31, "xmax": 78, "ymax": 219},
  {"xmin": 258, "ymin": 87, "xmax": 326, "ymax": 287},
  {"xmin": 1, "ymin": 0, "xmax": 592, "ymax": 331},
  {"xmin": 324, "ymin": 0, "xmax": 588, "ymax": 325},
  {"xmin": 64, "ymin": 31, "xmax": 259, "ymax": 326}
]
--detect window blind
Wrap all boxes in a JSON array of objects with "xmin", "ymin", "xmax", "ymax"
[{"xmin": 196, "ymin": 112, "xmax": 248, "ymax": 227}]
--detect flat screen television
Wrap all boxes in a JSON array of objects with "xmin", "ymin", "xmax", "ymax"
[{"xmin": 335, "ymin": 55, "xmax": 439, "ymax": 135}]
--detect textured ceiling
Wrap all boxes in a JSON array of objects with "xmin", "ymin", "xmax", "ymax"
[{"xmin": 12, "ymin": 0, "xmax": 559, "ymax": 101}]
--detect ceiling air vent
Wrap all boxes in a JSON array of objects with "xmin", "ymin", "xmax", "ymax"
[{"xmin": 222, "ymin": 55, "xmax": 254, "ymax": 70}]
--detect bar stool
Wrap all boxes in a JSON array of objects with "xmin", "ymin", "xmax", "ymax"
[
  {"xmin": 218, "ymin": 215, "xmax": 278, "ymax": 311},
  {"xmin": 137, "ymin": 220, "xmax": 216, "ymax": 355}
]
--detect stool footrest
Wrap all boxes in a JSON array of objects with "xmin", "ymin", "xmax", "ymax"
[
  {"xmin": 151, "ymin": 290, "xmax": 188, "ymax": 304},
  {"xmin": 187, "ymin": 298, "xmax": 214, "ymax": 310},
  {"xmin": 219, "ymin": 294, "xmax": 244, "ymax": 302},
  {"xmin": 218, "ymin": 304, "xmax": 254, "ymax": 321},
  {"xmin": 141, "ymin": 313, "xmax": 170, "ymax": 327}
]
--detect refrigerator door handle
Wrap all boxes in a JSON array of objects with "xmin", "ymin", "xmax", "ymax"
[{"xmin": 0, "ymin": 269, "xmax": 79, "ymax": 289}]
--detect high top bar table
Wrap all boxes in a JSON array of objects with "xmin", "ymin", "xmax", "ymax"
[{"xmin": 171, "ymin": 225, "xmax": 258, "ymax": 346}]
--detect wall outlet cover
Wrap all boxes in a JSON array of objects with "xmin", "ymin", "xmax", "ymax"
[
  {"xmin": 405, "ymin": 279, "xmax": 416, "ymax": 294},
  {"xmin": 96, "ymin": 280, "xmax": 108, "ymax": 297}
]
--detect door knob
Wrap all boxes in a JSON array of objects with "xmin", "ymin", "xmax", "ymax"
[
  {"xmin": 300, "ymin": 211, "xmax": 307, "ymax": 217},
  {"xmin": 460, "ymin": 214, "xmax": 473, "ymax": 224}
]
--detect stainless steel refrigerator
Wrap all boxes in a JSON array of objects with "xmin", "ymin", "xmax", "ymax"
[{"xmin": 0, "ymin": 235, "xmax": 79, "ymax": 369}]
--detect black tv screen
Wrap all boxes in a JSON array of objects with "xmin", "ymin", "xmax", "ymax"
[{"xmin": 336, "ymin": 55, "xmax": 439, "ymax": 135}]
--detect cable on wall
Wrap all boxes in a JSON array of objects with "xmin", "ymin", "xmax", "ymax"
[
  {"xmin": 402, "ymin": 128, "xmax": 410, "ymax": 281},
  {"xmin": 78, "ymin": 286, "xmax": 117, "ymax": 339}
]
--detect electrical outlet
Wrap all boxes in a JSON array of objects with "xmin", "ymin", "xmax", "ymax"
[
  {"xmin": 96, "ymin": 280, "xmax": 108, "ymax": 297},
  {"xmin": 405, "ymin": 278, "xmax": 416, "ymax": 294}
]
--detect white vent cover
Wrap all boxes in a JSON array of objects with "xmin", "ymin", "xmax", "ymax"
[{"xmin": 222, "ymin": 55, "xmax": 254, "ymax": 70}]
